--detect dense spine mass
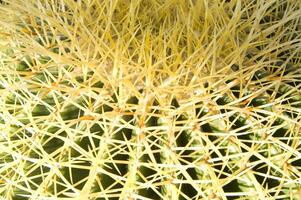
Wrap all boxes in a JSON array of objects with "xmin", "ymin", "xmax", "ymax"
[{"xmin": 0, "ymin": 0, "xmax": 301, "ymax": 199}]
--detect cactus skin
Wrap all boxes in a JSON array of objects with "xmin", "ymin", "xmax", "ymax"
[{"xmin": 1, "ymin": 0, "xmax": 301, "ymax": 199}]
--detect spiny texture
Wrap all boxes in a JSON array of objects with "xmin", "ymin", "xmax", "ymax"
[{"xmin": 0, "ymin": 0, "xmax": 301, "ymax": 199}]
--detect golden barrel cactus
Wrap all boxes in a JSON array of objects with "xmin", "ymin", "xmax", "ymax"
[{"xmin": 0, "ymin": 0, "xmax": 301, "ymax": 199}]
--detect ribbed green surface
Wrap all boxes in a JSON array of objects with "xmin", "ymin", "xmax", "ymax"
[{"xmin": 2, "ymin": 61, "xmax": 301, "ymax": 199}]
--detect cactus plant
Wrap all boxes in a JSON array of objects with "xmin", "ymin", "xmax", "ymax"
[{"xmin": 0, "ymin": 0, "xmax": 301, "ymax": 199}]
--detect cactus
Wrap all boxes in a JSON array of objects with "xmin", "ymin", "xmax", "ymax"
[{"xmin": 0, "ymin": 0, "xmax": 301, "ymax": 199}]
